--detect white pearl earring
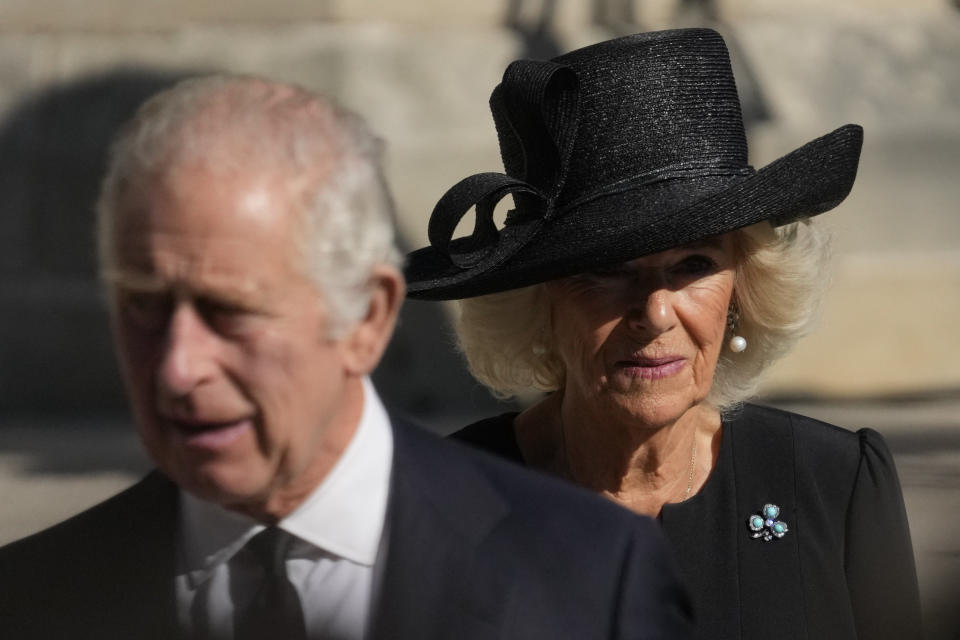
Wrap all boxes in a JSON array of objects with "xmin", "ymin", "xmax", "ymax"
[
  {"xmin": 729, "ymin": 335, "xmax": 747, "ymax": 353},
  {"xmin": 727, "ymin": 303, "xmax": 747, "ymax": 353}
]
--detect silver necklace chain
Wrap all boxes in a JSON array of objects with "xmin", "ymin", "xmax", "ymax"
[{"xmin": 684, "ymin": 435, "xmax": 698, "ymax": 500}]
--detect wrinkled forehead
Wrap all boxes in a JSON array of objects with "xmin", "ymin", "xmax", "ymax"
[
  {"xmin": 101, "ymin": 171, "xmax": 320, "ymax": 308},
  {"xmin": 114, "ymin": 161, "xmax": 300, "ymax": 223},
  {"xmin": 101, "ymin": 166, "xmax": 313, "ymax": 285}
]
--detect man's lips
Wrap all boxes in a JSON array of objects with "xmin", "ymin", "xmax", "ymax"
[
  {"xmin": 165, "ymin": 417, "xmax": 254, "ymax": 449},
  {"xmin": 614, "ymin": 355, "xmax": 686, "ymax": 379}
]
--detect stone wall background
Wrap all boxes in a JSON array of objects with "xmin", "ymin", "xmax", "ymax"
[
  {"xmin": 0, "ymin": 2, "xmax": 959, "ymax": 636},
  {"xmin": 1, "ymin": 0, "xmax": 958, "ymax": 419}
]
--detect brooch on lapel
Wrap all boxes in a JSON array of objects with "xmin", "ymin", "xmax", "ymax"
[{"xmin": 747, "ymin": 503, "xmax": 789, "ymax": 541}]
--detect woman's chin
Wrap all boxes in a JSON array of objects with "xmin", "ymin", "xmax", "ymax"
[{"xmin": 602, "ymin": 388, "xmax": 703, "ymax": 430}]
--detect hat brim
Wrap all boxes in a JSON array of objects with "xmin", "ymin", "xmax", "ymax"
[{"xmin": 405, "ymin": 124, "xmax": 862, "ymax": 300}]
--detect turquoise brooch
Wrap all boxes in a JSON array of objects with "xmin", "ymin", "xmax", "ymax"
[{"xmin": 747, "ymin": 503, "xmax": 788, "ymax": 541}]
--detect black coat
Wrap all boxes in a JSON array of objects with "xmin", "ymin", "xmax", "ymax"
[
  {"xmin": 453, "ymin": 403, "xmax": 923, "ymax": 640},
  {"xmin": 0, "ymin": 419, "xmax": 693, "ymax": 640}
]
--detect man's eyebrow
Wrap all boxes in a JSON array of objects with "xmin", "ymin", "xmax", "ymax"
[
  {"xmin": 101, "ymin": 269, "xmax": 166, "ymax": 291},
  {"xmin": 102, "ymin": 269, "xmax": 268, "ymax": 306}
]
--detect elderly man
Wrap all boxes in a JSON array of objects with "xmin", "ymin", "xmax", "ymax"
[{"xmin": 0, "ymin": 76, "xmax": 691, "ymax": 639}]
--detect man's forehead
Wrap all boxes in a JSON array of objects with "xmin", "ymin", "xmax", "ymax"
[
  {"xmin": 105, "ymin": 215, "xmax": 301, "ymax": 291},
  {"xmin": 111, "ymin": 161, "xmax": 311, "ymax": 239}
]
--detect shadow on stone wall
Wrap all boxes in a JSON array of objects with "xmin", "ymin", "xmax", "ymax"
[
  {"xmin": 502, "ymin": 1, "xmax": 770, "ymax": 125},
  {"xmin": 0, "ymin": 68, "xmax": 514, "ymax": 438},
  {"xmin": 505, "ymin": 0, "xmax": 563, "ymax": 59},
  {"xmin": 0, "ymin": 69, "xmax": 190, "ymax": 416}
]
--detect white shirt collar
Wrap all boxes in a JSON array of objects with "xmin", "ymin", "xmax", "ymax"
[{"xmin": 178, "ymin": 377, "xmax": 393, "ymax": 586}]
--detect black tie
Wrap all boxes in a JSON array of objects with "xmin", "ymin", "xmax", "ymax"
[{"xmin": 234, "ymin": 527, "xmax": 307, "ymax": 640}]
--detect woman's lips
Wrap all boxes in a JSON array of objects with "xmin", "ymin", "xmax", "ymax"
[
  {"xmin": 168, "ymin": 418, "xmax": 253, "ymax": 450},
  {"xmin": 614, "ymin": 356, "xmax": 686, "ymax": 380}
]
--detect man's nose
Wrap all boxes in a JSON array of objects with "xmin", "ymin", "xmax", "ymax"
[{"xmin": 157, "ymin": 303, "xmax": 217, "ymax": 397}]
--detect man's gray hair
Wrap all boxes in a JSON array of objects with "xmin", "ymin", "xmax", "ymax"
[{"xmin": 97, "ymin": 74, "xmax": 401, "ymax": 336}]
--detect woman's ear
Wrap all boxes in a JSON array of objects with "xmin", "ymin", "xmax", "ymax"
[{"xmin": 339, "ymin": 265, "xmax": 405, "ymax": 377}]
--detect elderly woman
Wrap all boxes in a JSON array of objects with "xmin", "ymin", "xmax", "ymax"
[{"xmin": 404, "ymin": 29, "xmax": 922, "ymax": 639}]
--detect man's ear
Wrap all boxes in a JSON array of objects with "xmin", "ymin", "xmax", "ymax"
[{"xmin": 340, "ymin": 265, "xmax": 405, "ymax": 377}]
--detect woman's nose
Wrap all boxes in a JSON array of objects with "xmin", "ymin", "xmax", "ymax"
[{"xmin": 626, "ymin": 288, "xmax": 677, "ymax": 335}]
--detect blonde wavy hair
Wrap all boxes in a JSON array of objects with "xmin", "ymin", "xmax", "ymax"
[{"xmin": 455, "ymin": 220, "xmax": 830, "ymax": 411}]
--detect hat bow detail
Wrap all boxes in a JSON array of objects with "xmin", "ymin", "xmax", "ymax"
[
  {"xmin": 427, "ymin": 59, "xmax": 579, "ymax": 271},
  {"xmin": 426, "ymin": 57, "xmax": 756, "ymax": 275}
]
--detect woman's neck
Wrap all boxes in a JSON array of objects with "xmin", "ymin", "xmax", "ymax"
[{"xmin": 515, "ymin": 390, "xmax": 722, "ymax": 517}]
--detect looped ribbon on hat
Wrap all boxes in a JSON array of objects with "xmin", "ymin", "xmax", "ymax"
[{"xmin": 428, "ymin": 59, "xmax": 579, "ymax": 271}]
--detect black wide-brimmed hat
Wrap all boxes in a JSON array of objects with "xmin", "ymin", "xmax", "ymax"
[{"xmin": 405, "ymin": 28, "xmax": 863, "ymax": 300}]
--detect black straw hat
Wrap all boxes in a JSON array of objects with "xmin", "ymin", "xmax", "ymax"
[{"xmin": 405, "ymin": 28, "xmax": 862, "ymax": 300}]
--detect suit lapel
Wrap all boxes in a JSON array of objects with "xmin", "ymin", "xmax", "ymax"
[
  {"xmin": 104, "ymin": 471, "xmax": 182, "ymax": 639},
  {"xmin": 368, "ymin": 421, "xmax": 513, "ymax": 640}
]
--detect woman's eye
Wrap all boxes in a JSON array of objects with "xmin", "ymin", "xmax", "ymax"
[{"xmin": 673, "ymin": 255, "xmax": 717, "ymax": 277}]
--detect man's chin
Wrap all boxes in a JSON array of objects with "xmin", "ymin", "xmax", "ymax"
[
  {"xmin": 161, "ymin": 457, "xmax": 273, "ymax": 514},
  {"xmin": 185, "ymin": 475, "xmax": 271, "ymax": 512}
]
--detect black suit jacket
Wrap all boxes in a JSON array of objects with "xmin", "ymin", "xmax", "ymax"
[
  {"xmin": 0, "ymin": 420, "xmax": 692, "ymax": 639},
  {"xmin": 454, "ymin": 404, "xmax": 923, "ymax": 640}
]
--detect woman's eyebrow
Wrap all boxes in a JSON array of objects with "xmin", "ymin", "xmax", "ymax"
[{"xmin": 679, "ymin": 237, "xmax": 725, "ymax": 251}]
